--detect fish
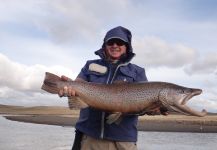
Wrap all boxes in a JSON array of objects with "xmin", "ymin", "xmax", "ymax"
[{"xmin": 41, "ymin": 72, "xmax": 207, "ymax": 123}]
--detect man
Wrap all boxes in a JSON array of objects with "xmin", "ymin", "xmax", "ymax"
[{"xmin": 59, "ymin": 26, "xmax": 167, "ymax": 150}]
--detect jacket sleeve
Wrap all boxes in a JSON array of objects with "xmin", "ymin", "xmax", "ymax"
[
  {"xmin": 135, "ymin": 67, "xmax": 148, "ymax": 82},
  {"xmin": 76, "ymin": 61, "xmax": 90, "ymax": 81}
]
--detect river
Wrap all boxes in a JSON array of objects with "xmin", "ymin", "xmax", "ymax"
[{"xmin": 0, "ymin": 116, "xmax": 216, "ymax": 150}]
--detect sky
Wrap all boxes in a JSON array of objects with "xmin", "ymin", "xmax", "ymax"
[{"xmin": 0, "ymin": 0, "xmax": 217, "ymax": 112}]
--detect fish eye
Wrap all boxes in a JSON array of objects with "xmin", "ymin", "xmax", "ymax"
[{"xmin": 178, "ymin": 89, "xmax": 185, "ymax": 94}]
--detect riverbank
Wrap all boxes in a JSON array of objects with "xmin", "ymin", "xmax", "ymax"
[{"xmin": 1, "ymin": 104, "xmax": 217, "ymax": 132}]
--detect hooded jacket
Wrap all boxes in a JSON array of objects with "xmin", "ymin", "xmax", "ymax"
[{"xmin": 75, "ymin": 26, "xmax": 148, "ymax": 142}]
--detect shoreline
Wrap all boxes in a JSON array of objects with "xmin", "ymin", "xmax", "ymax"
[
  {"xmin": 1, "ymin": 104, "xmax": 217, "ymax": 133},
  {"xmin": 3, "ymin": 114, "xmax": 217, "ymax": 133}
]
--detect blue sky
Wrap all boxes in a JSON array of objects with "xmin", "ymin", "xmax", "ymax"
[{"xmin": 0, "ymin": 0, "xmax": 217, "ymax": 112}]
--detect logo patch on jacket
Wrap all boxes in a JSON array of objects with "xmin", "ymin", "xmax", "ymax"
[{"xmin": 89, "ymin": 63, "xmax": 107, "ymax": 74}]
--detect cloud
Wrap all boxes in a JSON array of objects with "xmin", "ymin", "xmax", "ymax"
[
  {"xmin": 132, "ymin": 36, "xmax": 197, "ymax": 68},
  {"xmin": 0, "ymin": 0, "xmax": 99, "ymax": 44},
  {"xmin": 0, "ymin": 53, "xmax": 74, "ymax": 106},
  {"xmin": 131, "ymin": 37, "xmax": 217, "ymax": 77},
  {"xmin": 36, "ymin": 0, "xmax": 101, "ymax": 44},
  {"xmin": 0, "ymin": 0, "xmax": 132, "ymax": 45},
  {"xmin": 0, "ymin": 53, "xmax": 77, "ymax": 91},
  {"xmin": 184, "ymin": 52, "xmax": 217, "ymax": 75}
]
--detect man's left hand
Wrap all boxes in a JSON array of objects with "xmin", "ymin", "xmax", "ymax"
[{"xmin": 146, "ymin": 107, "xmax": 169, "ymax": 116}]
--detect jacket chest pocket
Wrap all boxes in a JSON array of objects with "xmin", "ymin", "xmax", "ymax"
[
  {"xmin": 114, "ymin": 67, "xmax": 136, "ymax": 83},
  {"xmin": 87, "ymin": 71, "xmax": 107, "ymax": 83},
  {"xmin": 115, "ymin": 75, "xmax": 134, "ymax": 83}
]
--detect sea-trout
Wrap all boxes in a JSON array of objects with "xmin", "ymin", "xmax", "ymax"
[{"xmin": 41, "ymin": 72, "xmax": 207, "ymax": 123}]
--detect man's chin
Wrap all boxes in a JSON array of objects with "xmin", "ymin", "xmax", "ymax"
[{"xmin": 110, "ymin": 56, "xmax": 121, "ymax": 60}]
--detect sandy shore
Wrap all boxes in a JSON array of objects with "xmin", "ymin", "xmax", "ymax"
[{"xmin": 1, "ymin": 104, "xmax": 217, "ymax": 133}]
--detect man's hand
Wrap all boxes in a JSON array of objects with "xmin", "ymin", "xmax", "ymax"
[
  {"xmin": 160, "ymin": 107, "xmax": 169, "ymax": 115},
  {"xmin": 58, "ymin": 75, "xmax": 76, "ymax": 97},
  {"xmin": 146, "ymin": 106, "xmax": 169, "ymax": 116}
]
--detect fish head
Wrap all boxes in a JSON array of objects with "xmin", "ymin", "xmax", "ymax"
[
  {"xmin": 160, "ymin": 87, "xmax": 202, "ymax": 105},
  {"xmin": 159, "ymin": 85, "xmax": 207, "ymax": 117}
]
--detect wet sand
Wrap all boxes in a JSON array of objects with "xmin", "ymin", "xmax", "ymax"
[{"xmin": 1, "ymin": 104, "xmax": 217, "ymax": 133}]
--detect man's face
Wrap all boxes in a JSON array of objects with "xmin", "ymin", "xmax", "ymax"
[{"xmin": 105, "ymin": 38, "xmax": 127, "ymax": 60}]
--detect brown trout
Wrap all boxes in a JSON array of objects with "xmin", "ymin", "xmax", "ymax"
[{"xmin": 41, "ymin": 72, "xmax": 207, "ymax": 120}]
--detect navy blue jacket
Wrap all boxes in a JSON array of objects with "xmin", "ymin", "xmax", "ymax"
[{"xmin": 75, "ymin": 26, "xmax": 148, "ymax": 142}]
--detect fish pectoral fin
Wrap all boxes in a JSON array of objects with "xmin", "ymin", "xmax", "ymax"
[
  {"xmin": 106, "ymin": 112, "xmax": 122, "ymax": 125},
  {"xmin": 68, "ymin": 96, "xmax": 88, "ymax": 110}
]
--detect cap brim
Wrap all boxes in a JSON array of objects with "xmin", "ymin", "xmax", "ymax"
[{"xmin": 105, "ymin": 37, "xmax": 128, "ymax": 43}]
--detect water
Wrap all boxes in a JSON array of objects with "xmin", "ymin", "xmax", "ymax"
[
  {"xmin": 0, "ymin": 116, "xmax": 216, "ymax": 150},
  {"xmin": 137, "ymin": 132, "xmax": 217, "ymax": 150},
  {"xmin": 0, "ymin": 116, "xmax": 74, "ymax": 150}
]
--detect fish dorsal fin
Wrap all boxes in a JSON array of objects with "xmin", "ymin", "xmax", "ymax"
[{"xmin": 68, "ymin": 96, "xmax": 88, "ymax": 110}]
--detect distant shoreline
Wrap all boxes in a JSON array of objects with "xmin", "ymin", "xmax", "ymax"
[{"xmin": 1, "ymin": 104, "xmax": 217, "ymax": 133}]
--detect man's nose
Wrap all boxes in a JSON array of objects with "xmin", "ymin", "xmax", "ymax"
[{"xmin": 111, "ymin": 43, "xmax": 118, "ymax": 47}]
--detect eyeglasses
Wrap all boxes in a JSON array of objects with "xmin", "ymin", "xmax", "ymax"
[{"xmin": 106, "ymin": 38, "xmax": 126, "ymax": 46}]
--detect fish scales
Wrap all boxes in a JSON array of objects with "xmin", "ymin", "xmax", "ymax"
[
  {"xmin": 42, "ymin": 72, "xmax": 207, "ymax": 117},
  {"xmin": 69, "ymin": 82, "xmax": 145, "ymax": 112},
  {"xmin": 67, "ymin": 82, "xmax": 157, "ymax": 112},
  {"xmin": 46, "ymin": 77, "xmax": 160, "ymax": 112}
]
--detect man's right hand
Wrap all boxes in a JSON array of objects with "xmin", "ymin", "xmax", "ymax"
[{"xmin": 58, "ymin": 75, "xmax": 76, "ymax": 97}]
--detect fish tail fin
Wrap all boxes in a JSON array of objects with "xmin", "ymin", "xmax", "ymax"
[
  {"xmin": 68, "ymin": 96, "xmax": 88, "ymax": 110},
  {"xmin": 41, "ymin": 72, "xmax": 61, "ymax": 94}
]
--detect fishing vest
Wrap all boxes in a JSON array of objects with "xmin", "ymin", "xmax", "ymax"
[{"xmin": 75, "ymin": 59, "xmax": 147, "ymax": 142}]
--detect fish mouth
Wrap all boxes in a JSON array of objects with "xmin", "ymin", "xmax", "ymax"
[
  {"xmin": 181, "ymin": 89, "xmax": 202, "ymax": 105},
  {"xmin": 173, "ymin": 89, "xmax": 207, "ymax": 117}
]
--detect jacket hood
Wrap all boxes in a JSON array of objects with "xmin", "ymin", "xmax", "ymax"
[{"xmin": 95, "ymin": 26, "xmax": 135, "ymax": 63}]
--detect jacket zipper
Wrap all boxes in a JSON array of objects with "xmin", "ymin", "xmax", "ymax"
[
  {"xmin": 100, "ymin": 67, "xmax": 111, "ymax": 139},
  {"xmin": 100, "ymin": 62, "xmax": 129, "ymax": 139}
]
